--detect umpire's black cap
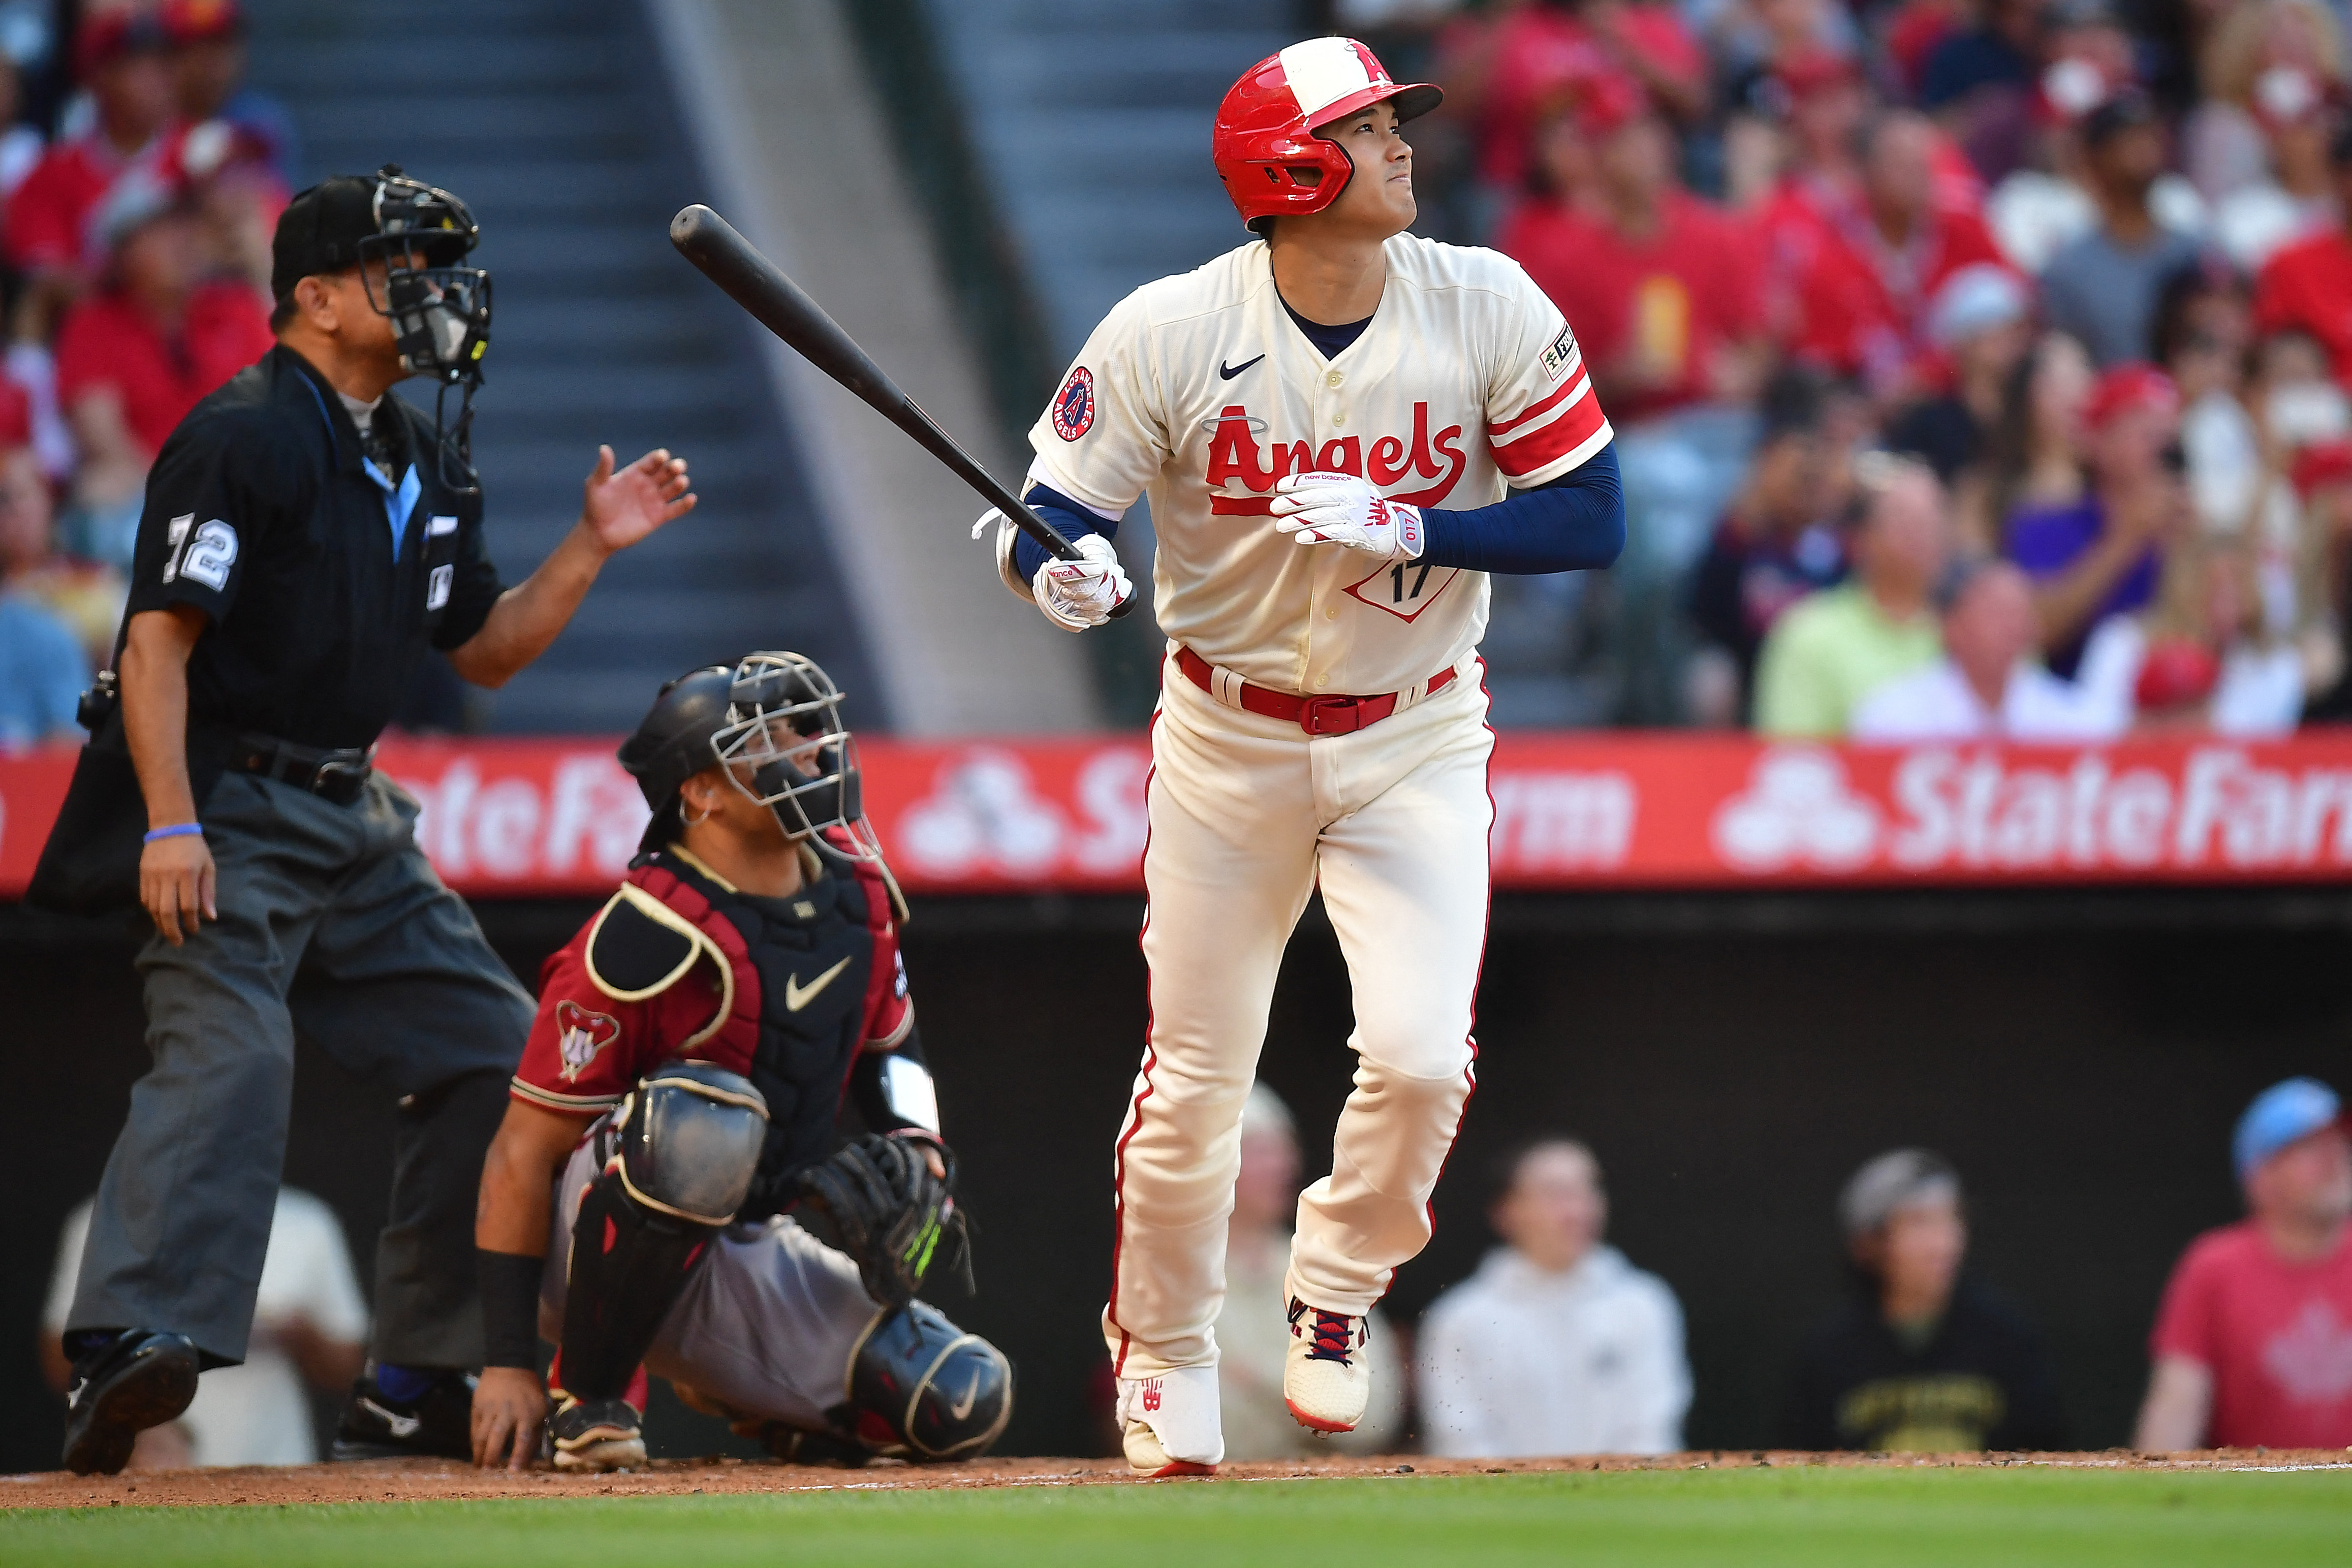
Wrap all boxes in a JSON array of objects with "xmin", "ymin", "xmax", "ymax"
[{"xmin": 269, "ymin": 165, "xmax": 475, "ymax": 300}]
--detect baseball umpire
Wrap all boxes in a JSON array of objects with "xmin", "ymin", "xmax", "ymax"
[
  {"xmin": 33, "ymin": 165, "xmax": 697, "ymax": 1476},
  {"xmin": 467, "ymin": 652, "xmax": 1008, "ymax": 1471}
]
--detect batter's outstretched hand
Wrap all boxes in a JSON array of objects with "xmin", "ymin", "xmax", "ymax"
[
  {"xmin": 1030, "ymin": 531, "xmax": 1132, "ymax": 632},
  {"xmin": 581, "ymin": 446, "xmax": 696, "ymax": 553},
  {"xmin": 1271, "ymin": 471, "xmax": 1425, "ymax": 558},
  {"xmin": 140, "ymin": 830, "xmax": 216, "ymax": 946}
]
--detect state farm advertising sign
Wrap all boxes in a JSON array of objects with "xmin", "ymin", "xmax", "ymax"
[{"xmin": 3, "ymin": 731, "xmax": 2351, "ymax": 900}]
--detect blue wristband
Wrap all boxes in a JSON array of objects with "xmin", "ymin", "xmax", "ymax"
[{"xmin": 143, "ymin": 823, "xmax": 204, "ymax": 844}]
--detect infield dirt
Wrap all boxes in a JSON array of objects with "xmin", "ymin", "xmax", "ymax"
[{"xmin": 5, "ymin": 1448, "xmax": 2345, "ymax": 1511}]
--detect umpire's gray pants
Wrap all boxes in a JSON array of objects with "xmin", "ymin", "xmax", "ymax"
[
  {"xmin": 67, "ymin": 770, "xmax": 532, "ymax": 1368},
  {"xmin": 540, "ymin": 1122, "xmax": 881, "ymax": 1430}
]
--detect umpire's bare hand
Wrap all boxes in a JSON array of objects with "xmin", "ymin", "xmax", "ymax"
[{"xmin": 141, "ymin": 830, "xmax": 216, "ymax": 945}]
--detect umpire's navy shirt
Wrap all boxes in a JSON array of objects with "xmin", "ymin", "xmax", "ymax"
[{"xmin": 121, "ymin": 344, "xmax": 504, "ymax": 750}]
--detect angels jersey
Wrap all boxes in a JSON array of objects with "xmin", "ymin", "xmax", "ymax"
[{"xmin": 1028, "ymin": 233, "xmax": 1612, "ymax": 696}]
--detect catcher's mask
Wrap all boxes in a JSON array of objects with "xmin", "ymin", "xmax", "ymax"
[
  {"xmin": 712, "ymin": 652, "xmax": 879, "ymax": 861},
  {"xmin": 618, "ymin": 652, "xmax": 879, "ymax": 862}
]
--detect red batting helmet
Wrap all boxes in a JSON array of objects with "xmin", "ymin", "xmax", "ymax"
[{"xmin": 1213, "ymin": 38, "xmax": 1441, "ymax": 234}]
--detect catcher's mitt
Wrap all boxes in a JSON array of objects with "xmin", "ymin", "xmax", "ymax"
[{"xmin": 795, "ymin": 1132, "xmax": 969, "ymax": 1308}]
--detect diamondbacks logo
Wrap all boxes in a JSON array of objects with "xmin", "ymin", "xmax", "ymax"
[
  {"xmin": 554, "ymin": 999, "xmax": 619, "ymax": 1082},
  {"xmin": 1051, "ymin": 366, "xmax": 1095, "ymax": 441}
]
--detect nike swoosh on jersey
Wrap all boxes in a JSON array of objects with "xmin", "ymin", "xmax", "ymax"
[
  {"xmin": 948, "ymin": 1368, "xmax": 983, "ymax": 1421},
  {"xmin": 1218, "ymin": 354, "xmax": 1265, "ymax": 381},
  {"xmin": 785, "ymin": 955, "xmax": 855, "ymax": 1012}
]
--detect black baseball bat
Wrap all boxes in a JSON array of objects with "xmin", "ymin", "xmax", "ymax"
[{"xmin": 669, "ymin": 203, "xmax": 1135, "ymax": 617}]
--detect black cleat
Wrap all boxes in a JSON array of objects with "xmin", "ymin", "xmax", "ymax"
[
  {"xmin": 62, "ymin": 1330, "xmax": 201, "ymax": 1477},
  {"xmin": 330, "ymin": 1368, "xmax": 477, "ymax": 1461},
  {"xmin": 549, "ymin": 1396, "xmax": 645, "ymax": 1472}
]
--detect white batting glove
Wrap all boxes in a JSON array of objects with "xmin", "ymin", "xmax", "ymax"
[
  {"xmin": 1031, "ymin": 532, "xmax": 1132, "ymax": 631},
  {"xmin": 1270, "ymin": 471, "xmax": 1425, "ymax": 557}
]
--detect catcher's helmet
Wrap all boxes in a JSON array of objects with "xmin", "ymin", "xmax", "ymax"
[
  {"xmin": 1212, "ymin": 38, "xmax": 1440, "ymax": 235},
  {"xmin": 617, "ymin": 652, "xmax": 880, "ymax": 862}
]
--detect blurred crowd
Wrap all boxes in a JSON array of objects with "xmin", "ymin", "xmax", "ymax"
[
  {"xmin": 0, "ymin": 0, "xmax": 290, "ymax": 749},
  {"xmin": 1210, "ymin": 1074, "xmax": 2349, "ymax": 1459},
  {"xmin": 1325, "ymin": 0, "xmax": 2352, "ymax": 735}
]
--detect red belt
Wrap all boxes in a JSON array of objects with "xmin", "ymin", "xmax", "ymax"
[{"xmin": 1174, "ymin": 645, "xmax": 1456, "ymax": 736}]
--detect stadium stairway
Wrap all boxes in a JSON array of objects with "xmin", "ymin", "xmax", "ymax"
[
  {"xmin": 239, "ymin": 0, "xmax": 880, "ymax": 733},
  {"xmin": 919, "ymin": 0, "xmax": 1297, "ymax": 360}
]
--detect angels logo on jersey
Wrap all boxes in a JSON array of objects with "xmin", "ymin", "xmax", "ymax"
[
  {"xmin": 1051, "ymin": 366, "xmax": 1095, "ymax": 441},
  {"xmin": 1203, "ymin": 401, "xmax": 1467, "ymax": 514},
  {"xmin": 554, "ymin": 999, "xmax": 620, "ymax": 1082}
]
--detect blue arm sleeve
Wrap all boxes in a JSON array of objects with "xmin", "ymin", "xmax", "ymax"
[
  {"xmin": 1009, "ymin": 485, "xmax": 1119, "ymax": 581},
  {"xmin": 1418, "ymin": 442, "xmax": 1624, "ymax": 575}
]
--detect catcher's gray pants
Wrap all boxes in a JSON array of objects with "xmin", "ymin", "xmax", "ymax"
[
  {"xmin": 67, "ymin": 770, "xmax": 531, "ymax": 1368},
  {"xmin": 541, "ymin": 1123, "xmax": 881, "ymax": 1430}
]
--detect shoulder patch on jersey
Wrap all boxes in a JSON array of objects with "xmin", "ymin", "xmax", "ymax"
[
  {"xmin": 553, "ymin": 999, "xmax": 620, "ymax": 1082},
  {"xmin": 1051, "ymin": 366, "xmax": 1095, "ymax": 441},
  {"xmin": 584, "ymin": 884, "xmax": 705, "ymax": 1001},
  {"xmin": 1539, "ymin": 321, "xmax": 1578, "ymax": 383}
]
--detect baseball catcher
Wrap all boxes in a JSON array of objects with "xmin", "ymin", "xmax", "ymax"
[{"xmin": 468, "ymin": 653, "xmax": 1009, "ymax": 1471}]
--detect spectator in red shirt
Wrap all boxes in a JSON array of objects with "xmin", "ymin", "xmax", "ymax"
[
  {"xmin": 54, "ymin": 168, "xmax": 273, "ymax": 568},
  {"xmin": 1442, "ymin": 0, "xmax": 1702, "ymax": 195},
  {"xmin": 4, "ymin": 10, "xmax": 177, "ymax": 340},
  {"xmin": 1770, "ymin": 110, "xmax": 2009, "ymax": 400},
  {"xmin": 1506, "ymin": 85, "xmax": 1767, "ymax": 423},
  {"xmin": 162, "ymin": 0, "xmax": 299, "ymax": 184},
  {"xmin": 2136, "ymin": 1078, "xmax": 2352, "ymax": 1451},
  {"xmin": 2252, "ymin": 121, "xmax": 2352, "ymax": 393}
]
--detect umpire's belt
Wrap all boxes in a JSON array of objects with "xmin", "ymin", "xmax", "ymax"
[
  {"xmin": 1175, "ymin": 645, "xmax": 1457, "ymax": 737},
  {"xmin": 227, "ymin": 732, "xmax": 377, "ymax": 805}
]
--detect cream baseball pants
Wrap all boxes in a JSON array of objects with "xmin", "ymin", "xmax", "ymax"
[{"xmin": 1104, "ymin": 652, "xmax": 1493, "ymax": 1378}]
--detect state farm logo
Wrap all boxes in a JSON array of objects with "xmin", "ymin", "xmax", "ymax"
[
  {"xmin": 1203, "ymin": 401, "xmax": 1466, "ymax": 515},
  {"xmin": 1887, "ymin": 747, "xmax": 2352, "ymax": 871},
  {"xmin": 1491, "ymin": 769, "xmax": 1638, "ymax": 871},
  {"xmin": 1712, "ymin": 747, "xmax": 1880, "ymax": 873},
  {"xmin": 399, "ymin": 754, "xmax": 650, "ymax": 883},
  {"xmin": 1707, "ymin": 743, "xmax": 2352, "ymax": 877},
  {"xmin": 892, "ymin": 746, "xmax": 1149, "ymax": 881}
]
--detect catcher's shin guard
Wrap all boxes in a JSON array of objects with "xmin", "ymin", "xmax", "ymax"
[{"xmin": 556, "ymin": 1063, "xmax": 767, "ymax": 1400}]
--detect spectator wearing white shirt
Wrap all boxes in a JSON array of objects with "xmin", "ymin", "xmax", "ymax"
[
  {"xmin": 1418, "ymin": 1139, "xmax": 1689, "ymax": 1457},
  {"xmin": 1852, "ymin": 557, "xmax": 2135, "ymax": 740},
  {"xmin": 43, "ymin": 1187, "xmax": 368, "ymax": 1467}
]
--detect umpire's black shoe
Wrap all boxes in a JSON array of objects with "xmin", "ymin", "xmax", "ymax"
[
  {"xmin": 330, "ymin": 1369, "xmax": 477, "ymax": 1461},
  {"xmin": 62, "ymin": 1329, "xmax": 200, "ymax": 1476}
]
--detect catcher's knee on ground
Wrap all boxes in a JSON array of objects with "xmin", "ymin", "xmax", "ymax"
[
  {"xmin": 555, "ymin": 1063, "xmax": 768, "ymax": 1400},
  {"xmin": 835, "ymin": 1302, "xmax": 1012, "ymax": 1462}
]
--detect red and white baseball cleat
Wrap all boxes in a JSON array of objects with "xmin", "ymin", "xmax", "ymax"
[
  {"xmin": 1114, "ymin": 1364, "xmax": 1222, "ymax": 1477},
  {"xmin": 1283, "ymin": 1297, "xmax": 1371, "ymax": 1433}
]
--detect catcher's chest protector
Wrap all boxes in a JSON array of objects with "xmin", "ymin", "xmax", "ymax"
[{"xmin": 618, "ymin": 854, "xmax": 886, "ymax": 1202}]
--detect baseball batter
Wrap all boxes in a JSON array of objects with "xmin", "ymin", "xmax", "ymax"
[{"xmin": 981, "ymin": 39, "xmax": 1625, "ymax": 1474}]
